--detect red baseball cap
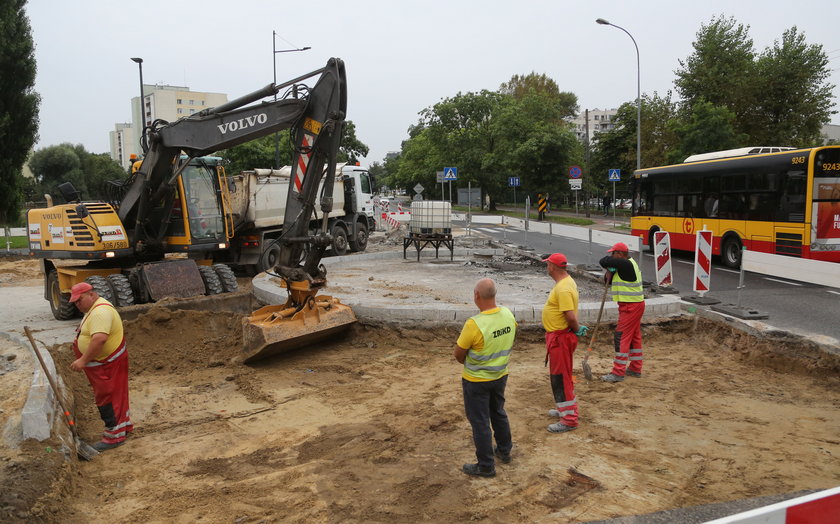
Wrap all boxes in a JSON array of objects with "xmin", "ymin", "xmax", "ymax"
[
  {"xmin": 607, "ymin": 242, "xmax": 629, "ymax": 253},
  {"xmin": 544, "ymin": 253, "xmax": 567, "ymax": 267},
  {"xmin": 69, "ymin": 282, "xmax": 93, "ymax": 303}
]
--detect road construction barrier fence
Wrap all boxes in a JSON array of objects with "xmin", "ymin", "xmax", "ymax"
[
  {"xmin": 653, "ymin": 231, "xmax": 673, "ymax": 287},
  {"xmin": 705, "ymin": 485, "xmax": 840, "ymax": 524}
]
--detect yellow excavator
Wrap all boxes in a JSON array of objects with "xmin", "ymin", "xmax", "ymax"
[{"xmin": 27, "ymin": 58, "xmax": 355, "ymax": 362}]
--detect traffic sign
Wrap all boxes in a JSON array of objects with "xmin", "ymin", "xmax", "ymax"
[
  {"xmin": 508, "ymin": 176, "xmax": 520, "ymax": 187},
  {"xmin": 569, "ymin": 166, "xmax": 582, "ymax": 179},
  {"xmin": 436, "ymin": 171, "xmax": 444, "ymax": 183},
  {"xmin": 413, "ymin": 183, "xmax": 424, "ymax": 194},
  {"xmin": 443, "ymin": 167, "xmax": 458, "ymax": 181},
  {"xmin": 608, "ymin": 169, "xmax": 621, "ymax": 182},
  {"xmin": 569, "ymin": 179, "xmax": 582, "ymax": 191}
]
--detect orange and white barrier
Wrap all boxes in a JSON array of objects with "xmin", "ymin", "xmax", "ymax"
[
  {"xmin": 705, "ymin": 485, "xmax": 840, "ymax": 523},
  {"xmin": 381, "ymin": 211, "xmax": 411, "ymax": 231},
  {"xmin": 693, "ymin": 229, "xmax": 712, "ymax": 296},
  {"xmin": 653, "ymin": 231, "xmax": 673, "ymax": 287}
]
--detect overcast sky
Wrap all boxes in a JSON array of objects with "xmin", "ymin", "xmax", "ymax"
[{"xmin": 26, "ymin": 0, "xmax": 840, "ymax": 168}]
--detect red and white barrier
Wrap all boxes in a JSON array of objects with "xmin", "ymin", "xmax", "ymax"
[
  {"xmin": 693, "ymin": 229, "xmax": 712, "ymax": 296},
  {"xmin": 653, "ymin": 231, "xmax": 673, "ymax": 287},
  {"xmin": 705, "ymin": 485, "xmax": 840, "ymax": 523}
]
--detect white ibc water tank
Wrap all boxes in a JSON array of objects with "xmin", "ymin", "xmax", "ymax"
[{"xmin": 409, "ymin": 201, "xmax": 452, "ymax": 235}]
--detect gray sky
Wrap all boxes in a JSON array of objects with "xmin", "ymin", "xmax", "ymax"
[{"xmin": 27, "ymin": 0, "xmax": 840, "ymax": 168}]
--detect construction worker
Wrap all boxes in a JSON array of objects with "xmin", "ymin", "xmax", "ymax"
[
  {"xmin": 541, "ymin": 253, "xmax": 588, "ymax": 433},
  {"xmin": 69, "ymin": 282, "xmax": 133, "ymax": 451},
  {"xmin": 454, "ymin": 278, "xmax": 516, "ymax": 477},
  {"xmin": 598, "ymin": 242, "xmax": 646, "ymax": 382}
]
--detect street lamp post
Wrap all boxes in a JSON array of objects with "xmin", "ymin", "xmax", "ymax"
[
  {"xmin": 596, "ymin": 18, "xmax": 641, "ymax": 172},
  {"xmin": 130, "ymin": 57, "xmax": 146, "ymax": 155},
  {"xmin": 272, "ymin": 31, "xmax": 311, "ymax": 169}
]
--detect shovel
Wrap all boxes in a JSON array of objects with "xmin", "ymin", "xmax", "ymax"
[
  {"xmin": 582, "ymin": 276, "xmax": 611, "ymax": 381},
  {"xmin": 24, "ymin": 326, "xmax": 99, "ymax": 461}
]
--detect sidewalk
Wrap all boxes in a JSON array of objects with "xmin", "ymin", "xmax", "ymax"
[{"xmin": 485, "ymin": 205, "xmax": 630, "ymax": 233}]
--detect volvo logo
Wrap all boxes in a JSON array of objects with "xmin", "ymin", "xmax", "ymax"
[{"xmin": 217, "ymin": 113, "xmax": 268, "ymax": 134}]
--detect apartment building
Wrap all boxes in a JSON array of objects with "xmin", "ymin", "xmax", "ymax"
[
  {"xmin": 110, "ymin": 84, "xmax": 228, "ymax": 168},
  {"xmin": 566, "ymin": 108, "xmax": 618, "ymax": 143}
]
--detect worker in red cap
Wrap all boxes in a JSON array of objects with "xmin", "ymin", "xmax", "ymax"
[
  {"xmin": 599, "ymin": 242, "xmax": 646, "ymax": 382},
  {"xmin": 541, "ymin": 253, "xmax": 588, "ymax": 433},
  {"xmin": 68, "ymin": 281, "xmax": 133, "ymax": 451}
]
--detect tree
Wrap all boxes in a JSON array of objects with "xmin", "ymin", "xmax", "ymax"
[
  {"xmin": 0, "ymin": 0, "xmax": 40, "ymax": 224},
  {"xmin": 499, "ymin": 72, "xmax": 579, "ymax": 119},
  {"xmin": 29, "ymin": 143, "xmax": 126, "ymax": 202},
  {"xmin": 666, "ymin": 101, "xmax": 747, "ymax": 164},
  {"xmin": 338, "ymin": 121, "xmax": 369, "ymax": 164},
  {"xmin": 750, "ymin": 27, "xmax": 836, "ymax": 146},
  {"xmin": 674, "ymin": 15, "xmax": 755, "ymax": 135}
]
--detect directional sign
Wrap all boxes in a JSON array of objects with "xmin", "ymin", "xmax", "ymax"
[
  {"xmin": 413, "ymin": 183, "xmax": 424, "ymax": 194},
  {"xmin": 569, "ymin": 179, "xmax": 582, "ymax": 191},
  {"xmin": 569, "ymin": 165, "xmax": 582, "ymax": 179},
  {"xmin": 443, "ymin": 167, "xmax": 458, "ymax": 181},
  {"xmin": 608, "ymin": 169, "xmax": 621, "ymax": 182},
  {"xmin": 436, "ymin": 171, "xmax": 444, "ymax": 183},
  {"xmin": 508, "ymin": 176, "xmax": 520, "ymax": 187}
]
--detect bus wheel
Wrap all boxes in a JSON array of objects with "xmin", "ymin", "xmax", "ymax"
[
  {"xmin": 721, "ymin": 236, "xmax": 742, "ymax": 268},
  {"xmin": 647, "ymin": 227, "xmax": 659, "ymax": 253}
]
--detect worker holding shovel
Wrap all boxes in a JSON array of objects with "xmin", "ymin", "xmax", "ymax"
[
  {"xmin": 541, "ymin": 253, "xmax": 588, "ymax": 433},
  {"xmin": 69, "ymin": 282, "xmax": 133, "ymax": 451},
  {"xmin": 599, "ymin": 243, "xmax": 646, "ymax": 382}
]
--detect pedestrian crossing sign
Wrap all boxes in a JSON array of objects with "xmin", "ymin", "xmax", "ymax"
[
  {"xmin": 443, "ymin": 167, "xmax": 458, "ymax": 181},
  {"xmin": 608, "ymin": 169, "xmax": 621, "ymax": 182}
]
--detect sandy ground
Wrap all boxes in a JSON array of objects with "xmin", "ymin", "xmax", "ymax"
[{"xmin": 1, "ymin": 245, "xmax": 840, "ymax": 523}]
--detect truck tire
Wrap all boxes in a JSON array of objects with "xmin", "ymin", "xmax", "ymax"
[
  {"xmin": 198, "ymin": 265, "xmax": 223, "ymax": 295},
  {"xmin": 331, "ymin": 223, "xmax": 349, "ymax": 256},
  {"xmin": 85, "ymin": 275, "xmax": 115, "ymax": 304},
  {"xmin": 107, "ymin": 274, "xmax": 136, "ymax": 307},
  {"xmin": 48, "ymin": 270, "xmax": 79, "ymax": 320},
  {"xmin": 259, "ymin": 244, "xmax": 282, "ymax": 273},
  {"xmin": 349, "ymin": 220, "xmax": 369, "ymax": 252},
  {"xmin": 212, "ymin": 264, "xmax": 238, "ymax": 293}
]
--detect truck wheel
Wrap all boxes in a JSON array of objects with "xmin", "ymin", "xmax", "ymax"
[
  {"xmin": 198, "ymin": 265, "xmax": 223, "ymax": 295},
  {"xmin": 212, "ymin": 264, "xmax": 239, "ymax": 292},
  {"xmin": 48, "ymin": 270, "xmax": 79, "ymax": 320},
  {"xmin": 331, "ymin": 224, "xmax": 349, "ymax": 256},
  {"xmin": 107, "ymin": 274, "xmax": 136, "ymax": 307},
  {"xmin": 349, "ymin": 221, "xmax": 369, "ymax": 252},
  {"xmin": 86, "ymin": 275, "xmax": 115, "ymax": 304},
  {"xmin": 721, "ymin": 236, "xmax": 743, "ymax": 268},
  {"xmin": 259, "ymin": 245, "xmax": 282, "ymax": 273}
]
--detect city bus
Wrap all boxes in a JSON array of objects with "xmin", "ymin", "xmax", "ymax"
[{"xmin": 630, "ymin": 145, "xmax": 840, "ymax": 267}]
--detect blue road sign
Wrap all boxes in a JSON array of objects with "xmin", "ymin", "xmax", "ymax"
[
  {"xmin": 508, "ymin": 176, "xmax": 520, "ymax": 187},
  {"xmin": 443, "ymin": 167, "xmax": 458, "ymax": 181},
  {"xmin": 569, "ymin": 165, "xmax": 582, "ymax": 179},
  {"xmin": 608, "ymin": 169, "xmax": 621, "ymax": 182}
]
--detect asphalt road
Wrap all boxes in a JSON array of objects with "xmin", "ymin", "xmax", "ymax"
[{"xmin": 461, "ymin": 216, "xmax": 840, "ymax": 345}]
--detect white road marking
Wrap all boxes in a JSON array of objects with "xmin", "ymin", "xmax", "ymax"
[
  {"xmin": 825, "ymin": 290, "xmax": 840, "ymax": 296},
  {"xmin": 763, "ymin": 277, "xmax": 803, "ymax": 286}
]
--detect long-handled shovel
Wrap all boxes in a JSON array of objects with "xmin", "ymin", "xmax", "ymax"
[
  {"xmin": 582, "ymin": 277, "xmax": 611, "ymax": 381},
  {"xmin": 24, "ymin": 326, "xmax": 99, "ymax": 461}
]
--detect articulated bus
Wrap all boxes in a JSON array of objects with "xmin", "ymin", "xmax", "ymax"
[{"xmin": 630, "ymin": 146, "xmax": 840, "ymax": 268}]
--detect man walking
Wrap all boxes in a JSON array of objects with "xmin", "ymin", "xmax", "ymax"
[
  {"xmin": 598, "ymin": 243, "xmax": 646, "ymax": 382},
  {"xmin": 454, "ymin": 278, "xmax": 516, "ymax": 477},
  {"xmin": 69, "ymin": 282, "xmax": 133, "ymax": 451},
  {"xmin": 541, "ymin": 253, "xmax": 588, "ymax": 433}
]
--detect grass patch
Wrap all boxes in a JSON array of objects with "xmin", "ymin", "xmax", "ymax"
[{"xmin": 2, "ymin": 236, "xmax": 28, "ymax": 249}]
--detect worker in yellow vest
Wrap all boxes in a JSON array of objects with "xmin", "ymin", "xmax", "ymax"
[
  {"xmin": 598, "ymin": 242, "xmax": 646, "ymax": 382},
  {"xmin": 454, "ymin": 278, "xmax": 517, "ymax": 477}
]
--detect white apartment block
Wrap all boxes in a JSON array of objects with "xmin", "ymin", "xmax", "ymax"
[
  {"xmin": 567, "ymin": 108, "xmax": 618, "ymax": 143},
  {"xmin": 110, "ymin": 84, "xmax": 228, "ymax": 168}
]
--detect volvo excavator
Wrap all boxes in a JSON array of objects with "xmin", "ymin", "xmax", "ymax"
[{"xmin": 27, "ymin": 58, "xmax": 355, "ymax": 362}]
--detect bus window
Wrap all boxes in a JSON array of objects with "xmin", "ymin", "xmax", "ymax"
[
  {"xmin": 720, "ymin": 193, "xmax": 747, "ymax": 219},
  {"xmin": 776, "ymin": 170, "xmax": 807, "ymax": 222}
]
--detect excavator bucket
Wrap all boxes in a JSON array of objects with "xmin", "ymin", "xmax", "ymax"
[{"xmin": 241, "ymin": 292, "xmax": 356, "ymax": 364}]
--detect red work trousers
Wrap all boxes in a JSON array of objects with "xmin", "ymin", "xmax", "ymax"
[
  {"xmin": 611, "ymin": 301, "xmax": 646, "ymax": 376},
  {"xmin": 545, "ymin": 329, "xmax": 579, "ymax": 427},
  {"xmin": 74, "ymin": 341, "xmax": 133, "ymax": 444}
]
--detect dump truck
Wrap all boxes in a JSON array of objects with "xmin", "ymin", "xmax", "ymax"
[
  {"xmin": 218, "ymin": 163, "xmax": 375, "ymax": 274},
  {"xmin": 29, "ymin": 58, "xmax": 355, "ymax": 362}
]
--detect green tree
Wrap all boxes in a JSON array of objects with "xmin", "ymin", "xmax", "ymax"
[
  {"xmin": 750, "ymin": 27, "xmax": 836, "ymax": 146},
  {"xmin": 666, "ymin": 101, "xmax": 747, "ymax": 164},
  {"xmin": 0, "ymin": 0, "xmax": 40, "ymax": 224},
  {"xmin": 29, "ymin": 143, "xmax": 126, "ymax": 202},
  {"xmin": 499, "ymin": 72, "xmax": 579, "ymax": 119},
  {"xmin": 338, "ymin": 121, "xmax": 369, "ymax": 164},
  {"xmin": 674, "ymin": 15, "xmax": 755, "ymax": 135}
]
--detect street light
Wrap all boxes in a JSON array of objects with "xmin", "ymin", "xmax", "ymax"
[
  {"xmin": 272, "ymin": 31, "xmax": 311, "ymax": 169},
  {"xmin": 596, "ymin": 18, "xmax": 641, "ymax": 172},
  {"xmin": 130, "ymin": 57, "xmax": 146, "ymax": 154}
]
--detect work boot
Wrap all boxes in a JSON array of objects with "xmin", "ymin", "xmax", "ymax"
[
  {"xmin": 626, "ymin": 370, "xmax": 642, "ymax": 378},
  {"xmin": 601, "ymin": 373, "xmax": 625, "ymax": 383},
  {"xmin": 92, "ymin": 440, "xmax": 124, "ymax": 452},
  {"xmin": 494, "ymin": 446, "xmax": 511, "ymax": 464},
  {"xmin": 547, "ymin": 422, "xmax": 577, "ymax": 433},
  {"xmin": 462, "ymin": 463, "xmax": 496, "ymax": 477},
  {"xmin": 548, "ymin": 409, "xmax": 561, "ymax": 418}
]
